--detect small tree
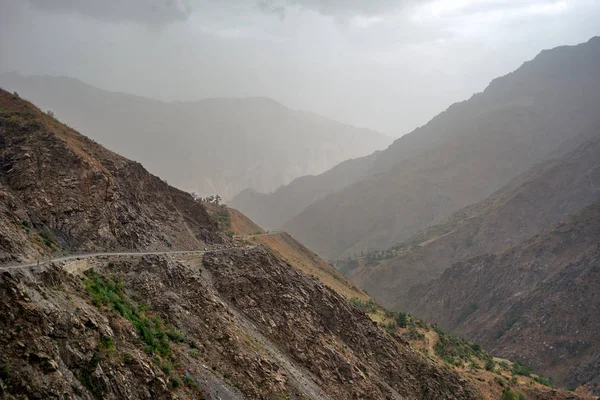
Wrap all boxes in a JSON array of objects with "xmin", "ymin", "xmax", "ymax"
[
  {"xmin": 46, "ymin": 110, "xmax": 55, "ymax": 118},
  {"xmin": 396, "ymin": 312, "xmax": 408, "ymax": 328}
]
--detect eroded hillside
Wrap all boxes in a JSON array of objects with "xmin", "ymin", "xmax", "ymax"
[
  {"xmin": 0, "ymin": 89, "xmax": 222, "ymax": 264},
  {"xmin": 408, "ymin": 201, "xmax": 600, "ymax": 393},
  {"xmin": 349, "ymin": 133, "xmax": 600, "ymax": 310}
]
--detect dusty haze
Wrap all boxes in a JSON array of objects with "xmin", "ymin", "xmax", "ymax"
[{"xmin": 1, "ymin": 1, "xmax": 598, "ymax": 136}]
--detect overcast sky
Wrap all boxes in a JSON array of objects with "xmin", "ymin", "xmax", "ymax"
[{"xmin": 1, "ymin": 1, "xmax": 598, "ymax": 135}]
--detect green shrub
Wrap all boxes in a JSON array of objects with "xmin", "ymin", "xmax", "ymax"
[
  {"xmin": 351, "ymin": 298, "xmax": 378, "ymax": 313},
  {"xmin": 396, "ymin": 312, "xmax": 408, "ymax": 328},
  {"xmin": 533, "ymin": 375, "xmax": 554, "ymax": 387},
  {"xmin": 183, "ymin": 375, "xmax": 197, "ymax": 387},
  {"xmin": 123, "ymin": 353, "xmax": 134, "ymax": 365},
  {"xmin": 501, "ymin": 388, "xmax": 526, "ymax": 400},
  {"xmin": 384, "ymin": 321, "xmax": 397, "ymax": 334},
  {"xmin": 167, "ymin": 328, "xmax": 186, "ymax": 343},
  {"xmin": 0, "ymin": 363, "xmax": 11, "ymax": 382},
  {"xmin": 498, "ymin": 361, "xmax": 510, "ymax": 370},
  {"xmin": 83, "ymin": 270, "xmax": 184, "ymax": 366},
  {"xmin": 511, "ymin": 361, "xmax": 532, "ymax": 377},
  {"xmin": 99, "ymin": 336, "xmax": 115, "ymax": 351},
  {"xmin": 168, "ymin": 377, "xmax": 181, "ymax": 390},
  {"xmin": 39, "ymin": 230, "xmax": 53, "ymax": 240}
]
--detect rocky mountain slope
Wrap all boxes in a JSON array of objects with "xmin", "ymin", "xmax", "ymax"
[
  {"xmin": 0, "ymin": 73, "xmax": 390, "ymax": 200},
  {"xmin": 348, "ymin": 131, "xmax": 600, "ymax": 310},
  {"xmin": 196, "ymin": 203, "xmax": 600, "ymax": 399},
  {"xmin": 0, "ymin": 89, "xmax": 223, "ymax": 264},
  {"xmin": 237, "ymin": 36, "xmax": 600, "ymax": 260},
  {"xmin": 1, "ymin": 91, "xmax": 592, "ymax": 399},
  {"xmin": 407, "ymin": 200, "xmax": 600, "ymax": 393},
  {"xmin": 5, "ymin": 249, "xmax": 591, "ymax": 400}
]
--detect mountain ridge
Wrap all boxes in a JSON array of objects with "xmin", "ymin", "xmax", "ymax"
[
  {"xmin": 348, "ymin": 130, "xmax": 600, "ymax": 310},
  {"xmin": 278, "ymin": 35, "xmax": 600, "ymax": 260},
  {"xmin": 0, "ymin": 72, "xmax": 390, "ymax": 201},
  {"xmin": 407, "ymin": 199, "xmax": 600, "ymax": 392}
]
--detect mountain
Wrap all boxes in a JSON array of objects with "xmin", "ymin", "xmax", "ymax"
[
  {"xmin": 406, "ymin": 200, "xmax": 600, "ymax": 392},
  {"xmin": 231, "ymin": 151, "xmax": 380, "ymax": 229},
  {"xmin": 349, "ymin": 132, "xmax": 600, "ymax": 310},
  {"xmin": 0, "ymin": 89, "xmax": 223, "ymax": 264},
  {"xmin": 0, "ymin": 73, "xmax": 390, "ymax": 201},
  {"xmin": 262, "ymin": 36, "xmax": 600, "ymax": 260},
  {"xmin": 1, "ymin": 89, "xmax": 590, "ymax": 399}
]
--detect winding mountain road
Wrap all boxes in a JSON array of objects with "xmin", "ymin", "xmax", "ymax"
[
  {"xmin": 0, "ymin": 231, "xmax": 284, "ymax": 271},
  {"xmin": 0, "ymin": 248, "xmax": 240, "ymax": 271}
]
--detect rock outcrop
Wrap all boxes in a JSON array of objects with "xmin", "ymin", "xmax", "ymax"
[{"xmin": 0, "ymin": 88, "xmax": 222, "ymax": 263}]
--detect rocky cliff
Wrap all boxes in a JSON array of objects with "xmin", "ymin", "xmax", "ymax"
[{"xmin": 0, "ymin": 88, "xmax": 222, "ymax": 264}]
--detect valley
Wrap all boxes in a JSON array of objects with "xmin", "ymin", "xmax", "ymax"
[{"xmin": 1, "ymin": 9, "xmax": 599, "ymax": 398}]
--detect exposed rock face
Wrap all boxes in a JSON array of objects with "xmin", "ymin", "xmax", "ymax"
[
  {"xmin": 0, "ymin": 266, "xmax": 174, "ymax": 399},
  {"xmin": 407, "ymin": 201, "xmax": 600, "ymax": 392},
  {"xmin": 0, "ymin": 249, "xmax": 481, "ymax": 400},
  {"xmin": 0, "ymin": 89, "xmax": 222, "ymax": 263},
  {"xmin": 204, "ymin": 249, "xmax": 476, "ymax": 400}
]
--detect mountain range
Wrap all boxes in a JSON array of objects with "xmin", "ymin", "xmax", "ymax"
[
  {"xmin": 1, "ymin": 88, "xmax": 593, "ymax": 399},
  {"xmin": 0, "ymin": 72, "xmax": 390, "ymax": 201},
  {"xmin": 232, "ymin": 36, "xmax": 600, "ymax": 260}
]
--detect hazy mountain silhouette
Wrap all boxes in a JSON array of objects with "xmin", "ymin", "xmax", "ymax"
[
  {"xmin": 0, "ymin": 73, "xmax": 390, "ymax": 201},
  {"xmin": 273, "ymin": 37, "xmax": 600, "ymax": 260}
]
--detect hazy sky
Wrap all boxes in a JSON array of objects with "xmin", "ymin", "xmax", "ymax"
[{"xmin": 1, "ymin": 0, "xmax": 598, "ymax": 135}]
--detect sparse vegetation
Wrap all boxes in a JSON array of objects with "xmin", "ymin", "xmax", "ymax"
[
  {"xmin": 83, "ymin": 270, "xmax": 184, "ymax": 359},
  {"xmin": 433, "ymin": 325, "xmax": 492, "ymax": 367},
  {"xmin": 511, "ymin": 361, "xmax": 532, "ymax": 377},
  {"xmin": 395, "ymin": 312, "xmax": 408, "ymax": 328},
  {"xmin": 351, "ymin": 298, "xmax": 378, "ymax": 313},
  {"xmin": 501, "ymin": 388, "xmax": 527, "ymax": 400},
  {"xmin": 183, "ymin": 374, "xmax": 197, "ymax": 388}
]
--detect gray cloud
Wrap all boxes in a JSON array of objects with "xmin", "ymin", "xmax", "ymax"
[
  {"xmin": 257, "ymin": 0, "xmax": 408, "ymax": 17},
  {"xmin": 3, "ymin": 0, "xmax": 598, "ymax": 135},
  {"xmin": 257, "ymin": 1, "xmax": 286, "ymax": 20},
  {"xmin": 28, "ymin": 0, "xmax": 192, "ymax": 27},
  {"xmin": 290, "ymin": 0, "xmax": 406, "ymax": 16}
]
